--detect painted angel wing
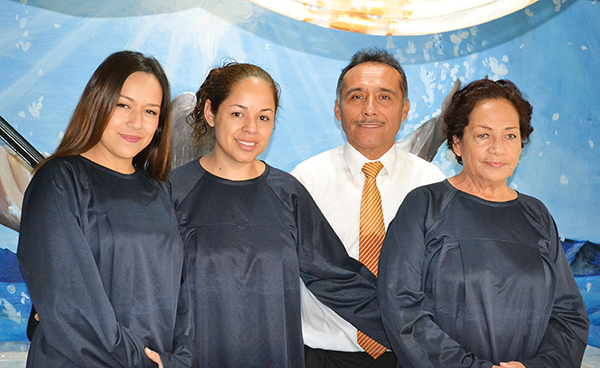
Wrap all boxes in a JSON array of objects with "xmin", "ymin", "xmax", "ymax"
[
  {"xmin": 170, "ymin": 92, "xmax": 215, "ymax": 169},
  {"xmin": 397, "ymin": 79, "xmax": 461, "ymax": 161}
]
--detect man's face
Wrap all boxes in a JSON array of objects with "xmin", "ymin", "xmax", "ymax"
[{"xmin": 335, "ymin": 62, "xmax": 410, "ymax": 160}]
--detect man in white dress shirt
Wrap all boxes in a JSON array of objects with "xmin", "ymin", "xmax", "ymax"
[{"xmin": 292, "ymin": 47, "xmax": 446, "ymax": 367}]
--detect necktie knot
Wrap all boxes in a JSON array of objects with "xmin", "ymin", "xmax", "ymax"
[{"xmin": 362, "ymin": 161, "xmax": 383, "ymax": 179}]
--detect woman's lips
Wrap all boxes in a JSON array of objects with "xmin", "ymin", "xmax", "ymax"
[
  {"xmin": 236, "ymin": 139, "xmax": 257, "ymax": 149},
  {"xmin": 486, "ymin": 161, "xmax": 506, "ymax": 168},
  {"xmin": 120, "ymin": 134, "xmax": 142, "ymax": 143}
]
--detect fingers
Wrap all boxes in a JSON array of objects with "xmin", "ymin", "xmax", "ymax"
[
  {"xmin": 144, "ymin": 347, "xmax": 163, "ymax": 368},
  {"xmin": 499, "ymin": 362, "xmax": 526, "ymax": 368}
]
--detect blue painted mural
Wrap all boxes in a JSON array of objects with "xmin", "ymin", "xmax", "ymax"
[{"xmin": 0, "ymin": 0, "xmax": 598, "ymax": 348}]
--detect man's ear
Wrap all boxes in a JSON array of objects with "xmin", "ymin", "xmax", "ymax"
[
  {"xmin": 334, "ymin": 100, "xmax": 342, "ymax": 122},
  {"xmin": 401, "ymin": 99, "xmax": 410, "ymax": 122}
]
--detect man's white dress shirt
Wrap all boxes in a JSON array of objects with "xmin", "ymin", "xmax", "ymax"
[{"xmin": 291, "ymin": 143, "xmax": 446, "ymax": 352}]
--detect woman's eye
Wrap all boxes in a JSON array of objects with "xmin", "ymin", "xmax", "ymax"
[
  {"xmin": 477, "ymin": 133, "xmax": 489, "ymax": 139},
  {"xmin": 507, "ymin": 133, "xmax": 517, "ymax": 139},
  {"xmin": 146, "ymin": 109, "xmax": 158, "ymax": 116},
  {"xmin": 259, "ymin": 115, "xmax": 270, "ymax": 122},
  {"xmin": 232, "ymin": 112, "xmax": 242, "ymax": 117},
  {"xmin": 117, "ymin": 103, "xmax": 129, "ymax": 109}
]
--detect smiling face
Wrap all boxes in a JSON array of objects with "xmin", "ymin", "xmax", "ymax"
[
  {"xmin": 82, "ymin": 71, "xmax": 162, "ymax": 173},
  {"xmin": 335, "ymin": 62, "xmax": 410, "ymax": 160},
  {"xmin": 205, "ymin": 77, "xmax": 276, "ymax": 171},
  {"xmin": 452, "ymin": 98, "xmax": 522, "ymax": 187}
]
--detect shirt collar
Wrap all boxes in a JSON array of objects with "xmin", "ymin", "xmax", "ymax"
[{"xmin": 343, "ymin": 143, "xmax": 398, "ymax": 181}]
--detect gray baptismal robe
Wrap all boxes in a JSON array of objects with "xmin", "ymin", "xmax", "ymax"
[
  {"xmin": 18, "ymin": 156, "xmax": 192, "ymax": 368},
  {"xmin": 379, "ymin": 180, "xmax": 589, "ymax": 368},
  {"xmin": 170, "ymin": 160, "xmax": 389, "ymax": 368}
]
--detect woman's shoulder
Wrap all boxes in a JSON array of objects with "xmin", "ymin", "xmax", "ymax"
[
  {"xmin": 168, "ymin": 159, "xmax": 203, "ymax": 190},
  {"xmin": 265, "ymin": 164, "xmax": 294, "ymax": 179},
  {"xmin": 517, "ymin": 192, "xmax": 549, "ymax": 210},
  {"xmin": 405, "ymin": 180, "xmax": 453, "ymax": 202},
  {"xmin": 516, "ymin": 192, "xmax": 554, "ymax": 225},
  {"xmin": 24, "ymin": 156, "xmax": 93, "ymax": 208},
  {"xmin": 265, "ymin": 164, "xmax": 307, "ymax": 192},
  {"xmin": 398, "ymin": 181, "xmax": 458, "ymax": 225},
  {"xmin": 37, "ymin": 155, "xmax": 77, "ymax": 170},
  {"xmin": 168, "ymin": 159, "xmax": 204, "ymax": 207},
  {"xmin": 32, "ymin": 156, "xmax": 86, "ymax": 184},
  {"xmin": 261, "ymin": 164, "xmax": 317, "ymax": 212},
  {"xmin": 169, "ymin": 159, "xmax": 201, "ymax": 182}
]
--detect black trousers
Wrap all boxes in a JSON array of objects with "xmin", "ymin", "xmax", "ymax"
[{"xmin": 305, "ymin": 345, "xmax": 398, "ymax": 368}]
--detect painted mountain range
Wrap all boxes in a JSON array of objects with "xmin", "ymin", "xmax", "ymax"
[{"xmin": 0, "ymin": 247, "xmax": 24, "ymax": 283}]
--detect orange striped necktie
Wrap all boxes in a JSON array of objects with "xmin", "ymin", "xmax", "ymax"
[{"xmin": 357, "ymin": 161, "xmax": 387, "ymax": 359}]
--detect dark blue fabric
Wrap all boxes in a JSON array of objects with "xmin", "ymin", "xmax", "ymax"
[
  {"xmin": 378, "ymin": 180, "xmax": 589, "ymax": 368},
  {"xmin": 17, "ymin": 156, "xmax": 192, "ymax": 368},
  {"xmin": 169, "ymin": 160, "xmax": 388, "ymax": 368}
]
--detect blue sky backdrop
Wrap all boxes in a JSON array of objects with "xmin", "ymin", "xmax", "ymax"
[{"xmin": 1, "ymin": 0, "xmax": 597, "ymax": 251}]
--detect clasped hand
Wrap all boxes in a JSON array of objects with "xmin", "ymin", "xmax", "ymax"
[
  {"xmin": 494, "ymin": 362, "xmax": 526, "ymax": 368},
  {"xmin": 145, "ymin": 347, "xmax": 163, "ymax": 368}
]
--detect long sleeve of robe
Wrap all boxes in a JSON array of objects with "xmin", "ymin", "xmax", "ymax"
[
  {"xmin": 378, "ymin": 180, "xmax": 589, "ymax": 368},
  {"xmin": 17, "ymin": 156, "xmax": 192, "ymax": 368},
  {"xmin": 169, "ymin": 160, "xmax": 388, "ymax": 368}
]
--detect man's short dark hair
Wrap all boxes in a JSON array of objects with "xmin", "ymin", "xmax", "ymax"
[{"xmin": 336, "ymin": 47, "xmax": 408, "ymax": 104}]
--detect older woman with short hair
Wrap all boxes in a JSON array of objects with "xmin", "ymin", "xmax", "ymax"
[{"xmin": 378, "ymin": 79, "xmax": 589, "ymax": 368}]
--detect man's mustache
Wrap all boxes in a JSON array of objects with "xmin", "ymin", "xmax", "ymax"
[{"xmin": 354, "ymin": 119, "xmax": 385, "ymax": 125}]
